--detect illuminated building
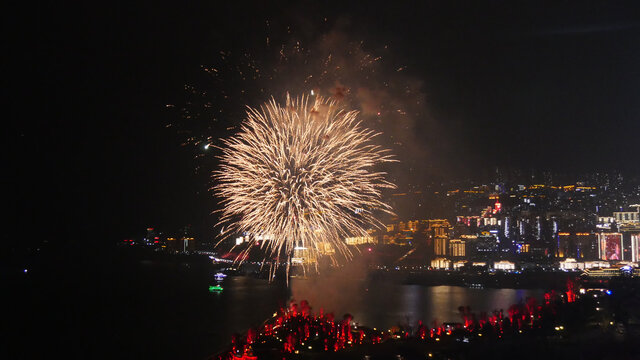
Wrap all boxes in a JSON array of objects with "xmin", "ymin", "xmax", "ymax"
[
  {"xmin": 166, "ymin": 235, "xmax": 196, "ymax": 252},
  {"xmin": 614, "ymin": 210, "xmax": 639, "ymax": 224},
  {"xmin": 493, "ymin": 260, "xmax": 515, "ymax": 271},
  {"xmin": 597, "ymin": 233, "xmax": 623, "ymax": 261},
  {"xmin": 317, "ymin": 241, "xmax": 335, "ymax": 255},
  {"xmin": 424, "ymin": 219, "xmax": 451, "ymax": 231},
  {"xmin": 406, "ymin": 220, "xmax": 419, "ymax": 232},
  {"xmin": 426, "ymin": 219, "xmax": 451, "ymax": 256},
  {"xmin": 558, "ymin": 258, "xmax": 584, "ymax": 270},
  {"xmin": 449, "ymin": 239, "xmax": 466, "ymax": 257},
  {"xmin": 457, "ymin": 216, "xmax": 481, "ymax": 227},
  {"xmin": 344, "ymin": 236, "xmax": 375, "ymax": 245},
  {"xmin": 431, "ymin": 258, "xmax": 451, "ymax": 270},
  {"xmin": 582, "ymin": 264, "xmax": 640, "ymax": 278},
  {"xmin": 504, "ymin": 217, "xmax": 511, "ymax": 240},
  {"xmin": 382, "ymin": 234, "xmax": 393, "ymax": 244},
  {"xmin": 632, "ymin": 234, "xmax": 640, "ymax": 262},
  {"xmin": 584, "ymin": 260, "xmax": 610, "ymax": 269},
  {"xmin": 493, "ymin": 200, "xmax": 502, "ymax": 214},
  {"xmin": 291, "ymin": 245, "xmax": 312, "ymax": 265},
  {"xmin": 452, "ymin": 260, "xmax": 467, "ymax": 270},
  {"xmin": 582, "ymin": 267, "xmax": 623, "ymax": 278},
  {"xmin": 517, "ymin": 243, "xmax": 530, "ymax": 253},
  {"xmin": 181, "ymin": 237, "xmax": 195, "ymax": 252},
  {"xmin": 433, "ymin": 224, "xmax": 448, "ymax": 237},
  {"xmin": 471, "ymin": 234, "xmax": 498, "ymax": 254},
  {"xmin": 597, "ymin": 216, "xmax": 615, "ymax": 230},
  {"xmin": 482, "ymin": 217, "xmax": 498, "ymax": 226},
  {"xmin": 556, "ymin": 232, "xmax": 596, "ymax": 259},
  {"xmin": 434, "ymin": 236, "xmax": 448, "ymax": 256}
]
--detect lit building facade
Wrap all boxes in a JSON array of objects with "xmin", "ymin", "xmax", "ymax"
[
  {"xmin": 559, "ymin": 258, "xmax": 583, "ymax": 270},
  {"xmin": 584, "ymin": 260, "xmax": 610, "ymax": 269},
  {"xmin": 431, "ymin": 258, "xmax": 451, "ymax": 270},
  {"xmin": 597, "ymin": 216, "xmax": 615, "ymax": 230},
  {"xmin": 597, "ymin": 233, "xmax": 623, "ymax": 261},
  {"xmin": 434, "ymin": 236, "xmax": 448, "ymax": 256},
  {"xmin": 452, "ymin": 260, "xmax": 467, "ymax": 270},
  {"xmin": 449, "ymin": 239, "xmax": 466, "ymax": 257},
  {"xmin": 493, "ymin": 260, "xmax": 516, "ymax": 271},
  {"xmin": 614, "ymin": 211, "xmax": 639, "ymax": 224},
  {"xmin": 632, "ymin": 234, "xmax": 640, "ymax": 262},
  {"xmin": 344, "ymin": 236, "xmax": 375, "ymax": 245},
  {"xmin": 166, "ymin": 236, "xmax": 196, "ymax": 252}
]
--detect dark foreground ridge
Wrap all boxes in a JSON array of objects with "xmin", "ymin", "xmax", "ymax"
[{"xmin": 212, "ymin": 278, "xmax": 640, "ymax": 360}]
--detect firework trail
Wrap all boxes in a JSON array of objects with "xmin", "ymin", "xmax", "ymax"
[{"xmin": 214, "ymin": 94, "xmax": 395, "ymax": 277}]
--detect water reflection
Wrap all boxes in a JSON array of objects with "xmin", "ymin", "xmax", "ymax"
[
  {"xmin": 206, "ymin": 276, "xmax": 544, "ymax": 353},
  {"xmin": 289, "ymin": 278, "xmax": 544, "ymax": 329}
]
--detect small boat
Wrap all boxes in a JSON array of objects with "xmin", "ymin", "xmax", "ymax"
[
  {"xmin": 214, "ymin": 272, "xmax": 228, "ymax": 281},
  {"xmin": 209, "ymin": 284, "xmax": 224, "ymax": 293}
]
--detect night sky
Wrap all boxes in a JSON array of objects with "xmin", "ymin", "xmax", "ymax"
[{"xmin": 7, "ymin": 1, "xmax": 640, "ymax": 248}]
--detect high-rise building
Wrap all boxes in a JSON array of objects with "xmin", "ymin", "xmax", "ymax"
[
  {"xmin": 632, "ymin": 234, "xmax": 640, "ymax": 262},
  {"xmin": 597, "ymin": 233, "xmax": 623, "ymax": 261},
  {"xmin": 449, "ymin": 239, "xmax": 466, "ymax": 257},
  {"xmin": 556, "ymin": 232, "xmax": 596, "ymax": 259},
  {"xmin": 472, "ymin": 234, "xmax": 499, "ymax": 254},
  {"xmin": 433, "ymin": 224, "xmax": 448, "ymax": 237},
  {"xmin": 435, "ymin": 236, "xmax": 448, "ymax": 256}
]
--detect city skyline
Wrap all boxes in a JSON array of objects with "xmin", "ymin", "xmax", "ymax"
[{"xmin": 122, "ymin": 176, "xmax": 640, "ymax": 269}]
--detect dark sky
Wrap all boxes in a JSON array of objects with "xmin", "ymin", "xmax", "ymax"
[{"xmin": 7, "ymin": 1, "xmax": 640, "ymax": 246}]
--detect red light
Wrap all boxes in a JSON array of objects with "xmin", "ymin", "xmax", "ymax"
[
  {"xmin": 154, "ymin": 240, "xmax": 159, "ymax": 244},
  {"xmin": 154, "ymin": 237, "xmax": 159, "ymax": 240}
]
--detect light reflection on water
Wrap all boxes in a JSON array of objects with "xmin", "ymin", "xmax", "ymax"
[
  {"xmin": 205, "ymin": 276, "xmax": 544, "ymax": 354},
  {"xmin": 352, "ymin": 284, "xmax": 544, "ymax": 328},
  {"xmin": 287, "ymin": 277, "xmax": 543, "ymax": 329}
]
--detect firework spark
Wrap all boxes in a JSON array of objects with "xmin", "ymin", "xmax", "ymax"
[{"xmin": 214, "ymin": 94, "xmax": 395, "ymax": 277}]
